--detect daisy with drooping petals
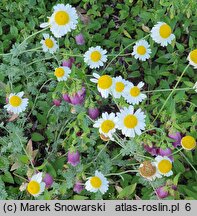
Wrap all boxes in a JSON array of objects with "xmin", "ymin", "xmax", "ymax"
[
  {"xmin": 139, "ymin": 161, "xmax": 160, "ymax": 181},
  {"xmin": 54, "ymin": 66, "xmax": 71, "ymax": 82},
  {"xmin": 123, "ymin": 82, "xmax": 146, "ymax": 105},
  {"xmin": 111, "ymin": 76, "xmax": 128, "ymax": 98},
  {"xmin": 93, "ymin": 112, "xmax": 118, "ymax": 140},
  {"xmin": 187, "ymin": 49, "xmax": 197, "ymax": 69},
  {"xmin": 27, "ymin": 173, "xmax": 45, "ymax": 197},
  {"xmin": 155, "ymin": 156, "xmax": 173, "ymax": 177},
  {"xmin": 90, "ymin": 73, "xmax": 113, "ymax": 98},
  {"xmin": 151, "ymin": 22, "xmax": 175, "ymax": 47},
  {"xmin": 4, "ymin": 92, "xmax": 29, "ymax": 114},
  {"xmin": 132, "ymin": 40, "xmax": 151, "ymax": 61},
  {"xmin": 85, "ymin": 170, "xmax": 109, "ymax": 194},
  {"xmin": 117, "ymin": 105, "xmax": 146, "ymax": 138},
  {"xmin": 181, "ymin": 135, "xmax": 196, "ymax": 150},
  {"xmin": 84, "ymin": 46, "xmax": 107, "ymax": 69},
  {"xmin": 42, "ymin": 4, "xmax": 78, "ymax": 38},
  {"xmin": 40, "ymin": 33, "xmax": 58, "ymax": 54}
]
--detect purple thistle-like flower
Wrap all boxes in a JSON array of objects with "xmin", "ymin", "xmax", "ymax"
[
  {"xmin": 53, "ymin": 99, "xmax": 61, "ymax": 107},
  {"xmin": 144, "ymin": 145, "xmax": 158, "ymax": 156},
  {"xmin": 70, "ymin": 87, "xmax": 86, "ymax": 105},
  {"xmin": 157, "ymin": 148, "xmax": 174, "ymax": 161},
  {"xmin": 68, "ymin": 150, "xmax": 80, "ymax": 167},
  {"xmin": 73, "ymin": 181, "xmax": 84, "ymax": 193},
  {"xmin": 62, "ymin": 58, "xmax": 75, "ymax": 69},
  {"xmin": 75, "ymin": 33, "xmax": 85, "ymax": 45},
  {"xmin": 168, "ymin": 132, "xmax": 182, "ymax": 147},
  {"xmin": 156, "ymin": 186, "xmax": 169, "ymax": 199},
  {"xmin": 70, "ymin": 93, "xmax": 84, "ymax": 105},
  {"xmin": 43, "ymin": 173, "xmax": 54, "ymax": 188},
  {"xmin": 62, "ymin": 93, "xmax": 71, "ymax": 103},
  {"xmin": 88, "ymin": 107, "xmax": 99, "ymax": 120}
]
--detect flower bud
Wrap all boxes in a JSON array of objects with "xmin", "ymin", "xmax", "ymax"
[
  {"xmin": 43, "ymin": 173, "xmax": 54, "ymax": 188},
  {"xmin": 156, "ymin": 186, "xmax": 169, "ymax": 199},
  {"xmin": 62, "ymin": 58, "xmax": 75, "ymax": 69},
  {"xmin": 168, "ymin": 132, "xmax": 181, "ymax": 147},
  {"xmin": 68, "ymin": 150, "xmax": 80, "ymax": 167},
  {"xmin": 75, "ymin": 33, "xmax": 85, "ymax": 45},
  {"xmin": 73, "ymin": 181, "xmax": 84, "ymax": 193},
  {"xmin": 62, "ymin": 93, "xmax": 71, "ymax": 103},
  {"xmin": 88, "ymin": 107, "xmax": 99, "ymax": 120},
  {"xmin": 53, "ymin": 99, "xmax": 61, "ymax": 106}
]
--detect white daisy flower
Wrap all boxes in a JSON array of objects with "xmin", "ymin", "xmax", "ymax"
[
  {"xmin": 123, "ymin": 81, "xmax": 146, "ymax": 105},
  {"xmin": 40, "ymin": 33, "xmax": 58, "ymax": 54},
  {"xmin": 117, "ymin": 105, "xmax": 146, "ymax": 138},
  {"xmin": 90, "ymin": 73, "xmax": 113, "ymax": 98},
  {"xmin": 132, "ymin": 40, "xmax": 151, "ymax": 61},
  {"xmin": 111, "ymin": 76, "xmax": 128, "ymax": 98},
  {"xmin": 84, "ymin": 46, "xmax": 107, "ymax": 69},
  {"xmin": 181, "ymin": 135, "xmax": 196, "ymax": 150},
  {"xmin": 93, "ymin": 112, "xmax": 118, "ymax": 140},
  {"xmin": 85, "ymin": 170, "xmax": 109, "ymax": 194},
  {"xmin": 4, "ymin": 92, "xmax": 29, "ymax": 115},
  {"xmin": 151, "ymin": 22, "xmax": 175, "ymax": 47},
  {"xmin": 27, "ymin": 173, "xmax": 45, "ymax": 197},
  {"xmin": 54, "ymin": 66, "xmax": 71, "ymax": 82},
  {"xmin": 193, "ymin": 82, "xmax": 197, "ymax": 93},
  {"xmin": 139, "ymin": 161, "xmax": 161, "ymax": 181},
  {"xmin": 44, "ymin": 4, "xmax": 78, "ymax": 38},
  {"xmin": 155, "ymin": 156, "xmax": 173, "ymax": 177},
  {"xmin": 187, "ymin": 49, "xmax": 197, "ymax": 69}
]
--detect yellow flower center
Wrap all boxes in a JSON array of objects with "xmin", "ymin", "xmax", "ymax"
[
  {"xmin": 137, "ymin": 45, "xmax": 146, "ymax": 55},
  {"xmin": 90, "ymin": 51, "xmax": 101, "ymax": 62},
  {"xmin": 159, "ymin": 24, "xmax": 172, "ymax": 38},
  {"xmin": 54, "ymin": 68, "xmax": 65, "ymax": 78},
  {"xmin": 27, "ymin": 181, "xmax": 40, "ymax": 195},
  {"xmin": 9, "ymin": 95, "xmax": 22, "ymax": 107},
  {"xmin": 181, "ymin": 135, "xmax": 196, "ymax": 150},
  {"xmin": 115, "ymin": 82, "xmax": 125, "ymax": 92},
  {"xmin": 139, "ymin": 161, "xmax": 156, "ymax": 178},
  {"xmin": 101, "ymin": 120, "xmax": 115, "ymax": 133},
  {"xmin": 98, "ymin": 75, "xmax": 112, "ymax": 89},
  {"xmin": 130, "ymin": 86, "xmax": 140, "ymax": 97},
  {"xmin": 124, "ymin": 115, "xmax": 138, "ymax": 128},
  {"xmin": 190, "ymin": 49, "xmax": 197, "ymax": 64},
  {"xmin": 54, "ymin": 11, "xmax": 70, "ymax": 25},
  {"xmin": 90, "ymin": 176, "xmax": 102, "ymax": 188},
  {"xmin": 45, "ymin": 38, "xmax": 54, "ymax": 48},
  {"xmin": 158, "ymin": 159, "xmax": 172, "ymax": 174}
]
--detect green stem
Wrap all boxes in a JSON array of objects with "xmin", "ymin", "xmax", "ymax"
[
  {"xmin": 112, "ymin": 96, "xmax": 121, "ymax": 111},
  {"xmin": 94, "ymin": 141, "xmax": 110, "ymax": 161},
  {"xmin": 103, "ymin": 34, "xmax": 150, "ymax": 72},
  {"xmin": 142, "ymin": 87, "xmax": 192, "ymax": 93},
  {"xmin": 152, "ymin": 64, "xmax": 189, "ymax": 124},
  {"xmin": 180, "ymin": 151, "xmax": 197, "ymax": 174},
  {"xmin": 18, "ymin": 27, "xmax": 49, "ymax": 49},
  {"xmin": 105, "ymin": 170, "xmax": 138, "ymax": 176},
  {"xmin": 27, "ymin": 78, "xmax": 53, "ymax": 118},
  {"xmin": 26, "ymin": 57, "xmax": 54, "ymax": 66},
  {"xmin": 13, "ymin": 172, "xmax": 28, "ymax": 182},
  {"xmin": 15, "ymin": 133, "xmax": 35, "ymax": 170},
  {"xmin": 18, "ymin": 46, "xmax": 42, "ymax": 55},
  {"xmin": 168, "ymin": 148, "xmax": 183, "ymax": 156}
]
